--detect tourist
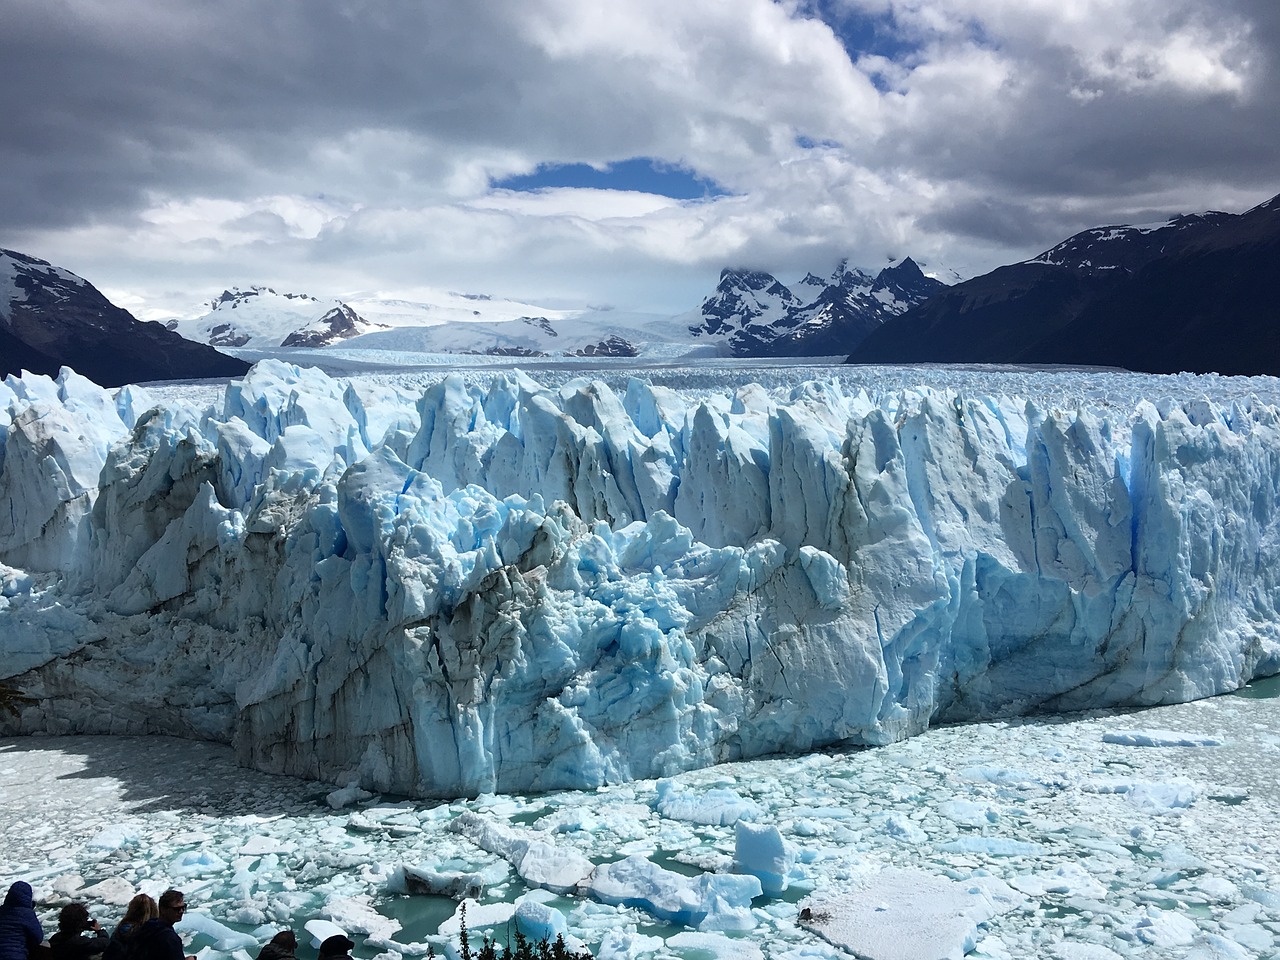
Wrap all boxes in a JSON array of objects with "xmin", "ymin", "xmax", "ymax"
[
  {"xmin": 317, "ymin": 935, "xmax": 354, "ymax": 960},
  {"xmin": 254, "ymin": 932, "xmax": 297, "ymax": 960},
  {"xmin": 49, "ymin": 904, "xmax": 107, "ymax": 960},
  {"xmin": 129, "ymin": 892, "xmax": 193, "ymax": 960},
  {"xmin": 103, "ymin": 895, "xmax": 157, "ymax": 960},
  {"xmin": 0, "ymin": 882, "xmax": 43, "ymax": 960}
]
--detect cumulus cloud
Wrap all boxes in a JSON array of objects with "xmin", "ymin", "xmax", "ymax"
[{"xmin": 1, "ymin": 0, "xmax": 1277, "ymax": 317}]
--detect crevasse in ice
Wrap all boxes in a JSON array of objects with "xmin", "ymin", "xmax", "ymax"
[{"xmin": 2, "ymin": 360, "xmax": 1279, "ymax": 798}]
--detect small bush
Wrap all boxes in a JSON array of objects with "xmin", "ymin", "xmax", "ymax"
[{"xmin": 429, "ymin": 904, "xmax": 593, "ymax": 960}]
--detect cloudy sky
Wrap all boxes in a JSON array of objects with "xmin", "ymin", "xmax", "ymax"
[{"xmin": 3, "ymin": 0, "xmax": 1278, "ymax": 320}]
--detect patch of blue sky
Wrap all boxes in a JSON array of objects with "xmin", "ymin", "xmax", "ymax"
[
  {"xmin": 492, "ymin": 157, "xmax": 731, "ymax": 200},
  {"xmin": 797, "ymin": 0, "xmax": 920, "ymax": 63}
]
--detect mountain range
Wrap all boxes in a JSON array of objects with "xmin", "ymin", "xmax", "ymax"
[
  {"xmin": 5, "ymin": 190, "xmax": 1277, "ymax": 385},
  {"xmin": 849, "ymin": 192, "xmax": 1280, "ymax": 376},
  {"xmin": 1, "ymin": 249, "xmax": 249, "ymax": 387},
  {"xmin": 156, "ymin": 256, "xmax": 949, "ymax": 361}
]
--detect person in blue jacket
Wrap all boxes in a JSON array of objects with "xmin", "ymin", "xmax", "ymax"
[{"xmin": 0, "ymin": 881, "xmax": 44, "ymax": 960}]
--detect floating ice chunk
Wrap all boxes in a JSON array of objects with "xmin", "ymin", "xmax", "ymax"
[
  {"xmin": 1193, "ymin": 876, "xmax": 1241, "ymax": 902},
  {"xmin": 395, "ymin": 865, "xmax": 487, "ymax": 900},
  {"xmin": 1009, "ymin": 863, "xmax": 1107, "ymax": 898},
  {"xmin": 238, "ymin": 836, "xmax": 292, "ymax": 856},
  {"xmin": 588, "ymin": 854, "xmax": 762, "ymax": 930},
  {"xmin": 78, "ymin": 877, "xmax": 135, "ymax": 905},
  {"xmin": 438, "ymin": 900, "xmax": 516, "ymax": 937},
  {"xmin": 171, "ymin": 850, "xmax": 229, "ymax": 876},
  {"xmin": 303, "ymin": 920, "xmax": 348, "ymax": 949},
  {"xmin": 1126, "ymin": 779, "xmax": 1201, "ymax": 814},
  {"xmin": 877, "ymin": 813, "xmax": 925, "ymax": 844},
  {"xmin": 328, "ymin": 783, "xmax": 376, "ymax": 809},
  {"xmin": 595, "ymin": 930, "xmax": 665, "ymax": 960},
  {"xmin": 655, "ymin": 780, "xmax": 760, "ymax": 825},
  {"xmin": 1131, "ymin": 907, "xmax": 1199, "ymax": 946},
  {"xmin": 448, "ymin": 812, "xmax": 593, "ymax": 894},
  {"xmin": 1189, "ymin": 935, "xmax": 1255, "ymax": 959},
  {"xmin": 177, "ymin": 912, "xmax": 260, "ymax": 951},
  {"xmin": 1102, "ymin": 729, "xmax": 1223, "ymax": 747},
  {"xmin": 734, "ymin": 822, "xmax": 794, "ymax": 896},
  {"xmin": 1049, "ymin": 945, "xmax": 1123, "ymax": 959},
  {"xmin": 799, "ymin": 868, "xmax": 1018, "ymax": 960},
  {"xmin": 666, "ymin": 932, "xmax": 764, "ymax": 960},
  {"xmin": 513, "ymin": 900, "xmax": 567, "ymax": 943},
  {"xmin": 324, "ymin": 897, "xmax": 402, "ymax": 940},
  {"xmin": 938, "ymin": 837, "xmax": 1044, "ymax": 857},
  {"xmin": 937, "ymin": 799, "xmax": 1001, "ymax": 827},
  {"xmin": 957, "ymin": 767, "xmax": 1043, "ymax": 789},
  {"xmin": 1243, "ymin": 885, "xmax": 1280, "ymax": 909},
  {"xmin": 87, "ymin": 825, "xmax": 140, "ymax": 850}
]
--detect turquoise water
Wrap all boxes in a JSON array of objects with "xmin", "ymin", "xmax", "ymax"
[
  {"xmin": 377, "ymin": 894, "xmax": 464, "ymax": 942},
  {"xmin": 1231, "ymin": 674, "xmax": 1280, "ymax": 699}
]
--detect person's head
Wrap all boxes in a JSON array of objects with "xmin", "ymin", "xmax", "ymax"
[
  {"xmin": 157, "ymin": 890, "xmax": 186, "ymax": 925},
  {"xmin": 121, "ymin": 894, "xmax": 158, "ymax": 928},
  {"xmin": 269, "ymin": 931, "xmax": 298, "ymax": 951},
  {"xmin": 58, "ymin": 903, "xmax": 93, "ymax": 934},
  {"xmin": 318, "ymin": 935, "xmax": 354, "ymax": 959},
  {"xmin": 3, "ymin": 882, "xmax": 33, "ymax": 909}
]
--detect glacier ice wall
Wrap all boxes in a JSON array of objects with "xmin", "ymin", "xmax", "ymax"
[{"xmin": 2, "ymin": 361, "xmax": 1279, "ymax": 798}]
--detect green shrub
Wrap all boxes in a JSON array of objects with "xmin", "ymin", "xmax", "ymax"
[{"xmin": 430, "ymin": 904, "xmax": 593, "ymax": 960}]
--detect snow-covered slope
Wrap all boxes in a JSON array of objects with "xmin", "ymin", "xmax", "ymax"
[
  {"xmin": 3, "ymin": 362, "xmax": 1279, "ymax": 798},
  {"xmin": 168, "ymin": 287, "xmax": 386, "ymax": 349}
]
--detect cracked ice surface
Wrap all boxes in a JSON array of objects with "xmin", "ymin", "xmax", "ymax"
[
  {"xmin": 4, "ymin": 360, "xmax": 1280, "ymax": 798},
  {"xmin": 3, "ymin": 680, "xmax": 1280, "ymax": 960}
]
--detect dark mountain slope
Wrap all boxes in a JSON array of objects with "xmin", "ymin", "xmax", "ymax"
[
  {"xmin": 848, "ymin": 194, "xmax": 1280, "ymax": 376},
  {"xmin": 1, "ymin": 249, "xmax": 250, "ymax": 387}
]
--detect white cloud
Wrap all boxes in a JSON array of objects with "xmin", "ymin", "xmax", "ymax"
[{"xmin": 1, "ymin": 0, "xmax": 1277, "ymax": 319}]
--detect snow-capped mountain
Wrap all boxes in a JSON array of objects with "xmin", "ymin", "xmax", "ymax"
[
  {"xmin": 1, "ymin": 249, "xmax": 249, "ymax": 387},
  {"xmin": 169, "ymin": 257, "xmax": 949, "ymax": 360},
  {"xmin": 684, "ymin": 257, "xmax": 949, "ymax": 357},
  {"xmin": 169, "ymin": 286, "xmax": 707, "ymax": 358},
  {"xmin": 850, "ymin": 191, "xmax": 1280, "ymax": 375},
  {"xmin": 167, "ymin": 286, "xmax": 387, "ymax": 349}
]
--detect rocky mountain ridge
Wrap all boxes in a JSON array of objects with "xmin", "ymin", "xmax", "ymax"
[
  {"xmin": 849, "ymin": 192, "xmax": 1280, "ymax": 376},
  {"xmin": 1, "ymin": 249, "xmax": 250, "ymax": 387}
]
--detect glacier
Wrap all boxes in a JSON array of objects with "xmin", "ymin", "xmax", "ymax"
[{"xmin": 2, "ymin": 359, "xmax": 1280, "ymax": 799}]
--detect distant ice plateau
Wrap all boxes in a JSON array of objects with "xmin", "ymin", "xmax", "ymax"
[{"xmin": 2, "ymin": 359, "xmax": 1280, "ymax": 799}]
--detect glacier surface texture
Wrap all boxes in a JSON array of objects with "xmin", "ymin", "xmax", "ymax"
[{"xmin": 2, "ymin": 361, "xmax": 1279, "ymax": 798}]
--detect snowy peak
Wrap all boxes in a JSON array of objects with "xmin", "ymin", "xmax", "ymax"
[
  {"xmin": 688, "ymin": 269, "xmax": 799, "ymax": 338},
  {"xmin": 688, "ymin": 255, "xmax": 949, "ymax": 356},
  {"xmin": 171, "ymin": 286, "xmax": 379, "ymax": 349},
  {"xmin": 1, "ymin": 248, "xmax": 91, "ymax": 324},
  {"xmin": 281, "ymin": 303, "xmax": 384, "ymax": 348}
]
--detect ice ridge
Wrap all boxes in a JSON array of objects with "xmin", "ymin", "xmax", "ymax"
[{"xmin": 2, "ymin": 360, "xmax": 1280, "ymax": 798}]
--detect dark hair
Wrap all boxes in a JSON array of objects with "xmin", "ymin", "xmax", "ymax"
[
  {"xmin": 58, "ymin": 903, "xmax": 92, "ymax": 933},
  {"xmin": 318, "ymin": 935, "xmax": 354, "ymax": 958},
  {"xmin": 158, "ymin": 890, "xmax": 185, "ymax": 911},
  {"xmin": 269, "ymin": 932, "xmax": 298, "ymax": 950}
]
